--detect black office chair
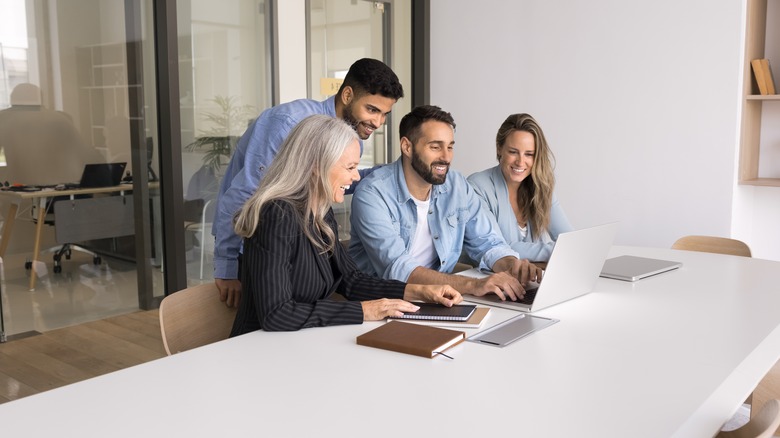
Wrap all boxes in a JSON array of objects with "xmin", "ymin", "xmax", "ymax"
[{"xmin": 25, "ymin": 197, "xmax": 102, "ymax": 273}]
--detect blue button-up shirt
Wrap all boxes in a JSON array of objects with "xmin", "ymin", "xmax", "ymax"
[
  {"xmin": 212, "ymin": 96, "xmax": 367, "ymax": 280},
  {"xmin": 468, "ymin": 165, "xmax": 572, "ymax": 262},
  {"xmin": 348, "ymin": 158, "xmax": 519, "ymax": 282}
]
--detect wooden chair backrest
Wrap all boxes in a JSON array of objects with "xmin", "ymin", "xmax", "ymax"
[
  {"xmin": 671, "ymin": 235, "xmax": 752, "ymax": 258},
  {"xmin": 159, "ymin": 282, "xmax": 237, "ymax": 355},
  {"xmin": 716, "ymin": 399, "xmax": 780, "ymax": 438}
]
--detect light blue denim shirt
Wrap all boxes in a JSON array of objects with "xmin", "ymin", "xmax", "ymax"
[
  {"xmin": 468, "ymin": 165, "xmax": 572, "ymax": 262},
  {"xmin": 348, "ymin": 158, "xmax": 519, "ymax": 282},
  {"xmin": 212, "ymin": 96, "xmax": 368, "ymax": 280}
]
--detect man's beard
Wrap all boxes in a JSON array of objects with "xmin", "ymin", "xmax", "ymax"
[
  {"xmin": 341, "ymin": 102, "xmax": 370, "ymax": 140},
  {"xmin": 411, "ymin": 146, "xmax": 448, "ymax": 185}
]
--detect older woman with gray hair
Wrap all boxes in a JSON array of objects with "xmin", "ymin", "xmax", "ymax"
[{"xmin": 230, "ymin": 114, "xmax": 461, "ymax": 334}]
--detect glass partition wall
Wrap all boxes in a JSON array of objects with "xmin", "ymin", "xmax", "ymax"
[
  {"xmin": 0, "ymin": 0, "xmax": 409, "ymax": 338},
  {"xmin": 0, "ymin": 0, "xmax": 162, "ymax": 336},
  {"xmin": 307, "ymin": 0, "xmax": 411, "ymax": 240},
  {"xmin": 177, "ymin": 0, "xmax": 273, "ymax": 284}
]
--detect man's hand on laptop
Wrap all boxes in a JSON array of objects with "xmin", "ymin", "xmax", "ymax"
[
  {"xmin": 492, "ymin": 256, "xmax": 543, "ymax": 287},
  {"xmin": 216, "ymin": 278, "xmax": 242, "ymax": 308},
  {"xmin": 468, "ymin": 271, "xmax": 524, "ymax": 302}
]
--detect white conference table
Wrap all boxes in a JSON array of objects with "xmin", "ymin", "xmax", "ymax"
[{"xmin": 1, "ymin": 246, "xmax": 780, "ymax": 437}]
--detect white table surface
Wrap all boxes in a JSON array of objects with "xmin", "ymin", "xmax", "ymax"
[{"xmin": 1, "ymin": 246, "xmax": 780, "ymax": 437}]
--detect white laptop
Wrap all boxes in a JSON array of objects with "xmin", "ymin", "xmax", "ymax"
[
  {"xmin": 461, "ymin": 222, "xmax": 618, "ymax": 312},
  {"xmin": 599, "ymin": 255, "xmax": 681, "ymax": 282}
]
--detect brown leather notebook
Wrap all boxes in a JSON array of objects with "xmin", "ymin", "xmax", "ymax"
[{"xmin": 356, "ymin": 321, "xmax": 465, "ymax": 359}]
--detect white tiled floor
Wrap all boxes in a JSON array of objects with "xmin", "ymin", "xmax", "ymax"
[
  {"xmin": 0, "ymin": 250, "xmax": 173, "ymax": 337},
  {"xmin": 0, "ymin": 228, "xmax": 217, "ymax": 338}
]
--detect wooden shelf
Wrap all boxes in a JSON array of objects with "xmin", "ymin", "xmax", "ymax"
[
  {"xmin": 739, "ymin": 177, "xmax": 780, "ymax": 187},
  {"xmin": 746, "ymin": 94, "xmax": 780, "ymax": 100},
  {"xmin": 739, "ymin": 0, "xmax": 780, "ymax": 185}
]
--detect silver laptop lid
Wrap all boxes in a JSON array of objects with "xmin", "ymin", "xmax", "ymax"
[
  {"xmin": 464, "ymin": 222, "xmax": 618, "ymax": 312},
  {"xmin": 599, "ymin": 255, "xmax": 681, "ymax": 282}
]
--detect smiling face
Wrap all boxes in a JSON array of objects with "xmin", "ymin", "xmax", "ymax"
[
  {"xmin": 404, "ymin": 120, "xmax": 454, "ymax": 186},
  {"xmin": 327, "ymin": 139, "xmax": 361, "ymax": 203},
  {"xmin": 498, "ymin": 130, "xmax": 535, "ymax": 187},
  {"xmin": 340, "ymin": 88, "xmax": 396, "ymax": 140}
]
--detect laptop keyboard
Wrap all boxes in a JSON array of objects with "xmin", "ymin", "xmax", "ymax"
[{"xmin": 519, "ymin": 286, "xmax": 538, "ymax": 305}]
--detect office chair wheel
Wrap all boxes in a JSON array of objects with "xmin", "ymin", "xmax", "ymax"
[
  {"xmin": 93, "ymin": 256, "xmax": 102, "ymax": 265},
  {"xmin": 53, "ymin": 265, "xmax": 62, "ymax": 274}
]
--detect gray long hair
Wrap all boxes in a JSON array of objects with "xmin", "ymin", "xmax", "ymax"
[{"xmin": 234, "ymin": 114, "xmax": 359, "ymax": 253}]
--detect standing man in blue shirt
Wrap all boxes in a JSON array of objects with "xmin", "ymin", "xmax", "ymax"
[
  {"xmin": 348, "ymin": 105, "xmax": 542, "ymax": 301},
  {"xmin": 213, "ymin": 58, "xmax": 404, "ymax": 307}
]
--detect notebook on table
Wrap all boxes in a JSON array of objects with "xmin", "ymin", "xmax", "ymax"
[
  {"xmin": 357, "ymin": 321, "xmax": 465, "ymax": 359},
  {"xmin": 388, "ymin": 307, "xmax": 491, "ymax": 329},
  {"xmin": 461, "ymin": 222, "xmax": 618, "ymax": 313},
  {"xmin": 388, "ymin": 303, "xmax": 476, "ymax": 321},
  {"xmin": 599, "ymin": 255, "xmax": 681, "ymax": 282},
  {"xmin": 66, "ymin": 162, "xmax": 127, "ymax": 189}
]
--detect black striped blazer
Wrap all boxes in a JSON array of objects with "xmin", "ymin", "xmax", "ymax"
[{"xmin": 230, "ymin": 200, "xmax": 406, "ymax": 334}]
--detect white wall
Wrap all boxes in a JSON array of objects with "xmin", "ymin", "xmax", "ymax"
[
  {"xmin": 276, "ymin": 0, "xmax": 307, "ymax": 102},
  {"xmin": 428, "ymin": 0, "xmax": 780, "ymax": 258}
]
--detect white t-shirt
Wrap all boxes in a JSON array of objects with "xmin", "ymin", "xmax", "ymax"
[
  {"xmin": 518, "ymin": 223, "xmax": 528, "ymax": 240},
  {"xmin": 408, "ymin": 197, "xmax": 437, "ymax": 269}
]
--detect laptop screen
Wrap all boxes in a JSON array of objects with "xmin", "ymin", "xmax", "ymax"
[{"xmin": 79, "ymin": 162, "xmax": 127, "ymax": 188}]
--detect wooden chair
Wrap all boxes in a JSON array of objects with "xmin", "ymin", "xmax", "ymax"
[
  {"xmin": 159, "ymin": 282, "xmax": 237, "ymax": 355},
  {"xmin": 671, "ymin": 235, "xmax": 752, "ymax": 257},
  {"xmin": 717, "ymin": 399, "xmax": 780, "ymax": 438},
  {"xmin": 672, "ymin": 236, "xmax": 753, "ymax": 405}
]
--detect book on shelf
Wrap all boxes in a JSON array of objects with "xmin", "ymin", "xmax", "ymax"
[
  {"xmin": 762, "ymin": 59, "xmax": 776, "ymax": 95},
  {"xmin": 752, "ymin": 59, "xmax": 768, "ymax": 95},
  {"xmin": 387, "ymin": 302, "xmax": 476, "ymax": 321},
  {"xmin": 386, "ymin": 306, "xmax": 491, "ymax": 329},
  {"xmin": 751, "ymin": 58, "xmax": 776, "ymax": 95},
  {"xmin": 356, "ymin": 321, "xmax": 465, "ymax": 359}
]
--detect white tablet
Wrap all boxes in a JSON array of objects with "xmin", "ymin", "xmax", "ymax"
[{"xmin": 600, "ymin": 255, "xmax": 682, "ymax": 282}]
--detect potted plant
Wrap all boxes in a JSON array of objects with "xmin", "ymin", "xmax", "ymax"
[
  {"xmin": 183, "ymin": 95, "xmax": 256, "ymax": 228},
  {"xmin": 185, "ymin": 95, "xmax": 256, "ymax": 176}
]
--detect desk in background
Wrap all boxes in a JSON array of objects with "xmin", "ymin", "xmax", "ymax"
[
  {"xmin": 0, "ymin": 184, "xmax": 134, "ymax": 290},
  {"xmin": 0, "ymin": 246, "xmax": 779, "ymax": 437}
]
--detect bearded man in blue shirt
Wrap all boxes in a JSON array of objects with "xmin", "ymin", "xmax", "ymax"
[
  {"xmin": 349, "ymin": 105, "xmax": 542, "ymax": 301},
  {"xmin": 213, "ymin": 58, "xmax": 404, "ymax": 307}
]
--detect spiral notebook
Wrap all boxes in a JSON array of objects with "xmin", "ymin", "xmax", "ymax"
[
  {"xmin": 388, "ymin": 303, "xmax": 476, "ymax": 321},
  {"xmin": 387, "ymin": 306, "xmax": 491, "ymax": 329}
]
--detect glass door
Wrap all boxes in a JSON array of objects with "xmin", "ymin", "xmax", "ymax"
[
  {"xmin": 176, "ymin": 0, "xmax": 273, "ymax": 284},
  {"xmin": 0, "ymin": 0, "xmax": 161, "ymax": 335},
  {"xmin": 308, "ymin": 0, "xmax": 392, "ymax": 238}
]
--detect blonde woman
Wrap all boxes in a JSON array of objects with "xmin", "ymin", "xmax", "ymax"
[
  {"xmin": 230, "ymin": 115, "xmax": 461, "ymax": 333},
  {"xmin": 468, "ymin": 113, "xmax": 572, "ymax": 262}
]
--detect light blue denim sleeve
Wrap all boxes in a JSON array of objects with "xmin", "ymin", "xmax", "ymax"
[
  {"xmin": 347, "ymin": 164, "xmax": 383, "ymax": 195},
  {"xmin": 350, "ymin": 182, "xmax": 418, "ymax": 282},
  {"xmin": 548, "ymin": 195, "xmax": 573, "ymax": 240},
  {"xmin": 510, "ymin": 240, "xmax": 554, "ymax": 262},
  {"xmin": 461, "ymin": 180, "xmax": 518, "ymax": 269},
  {"xmin": 212, "ymin": 114, "xmax": 292, "ymax": 279}
]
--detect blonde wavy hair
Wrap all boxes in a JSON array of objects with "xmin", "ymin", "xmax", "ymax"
[
  {"xmin": 495, "ymin": 113, "xmax": 556, "ymax": 241},
  {"xmin": 233, "ymin": 114, "xmax": 358, "ymax": 253}
]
